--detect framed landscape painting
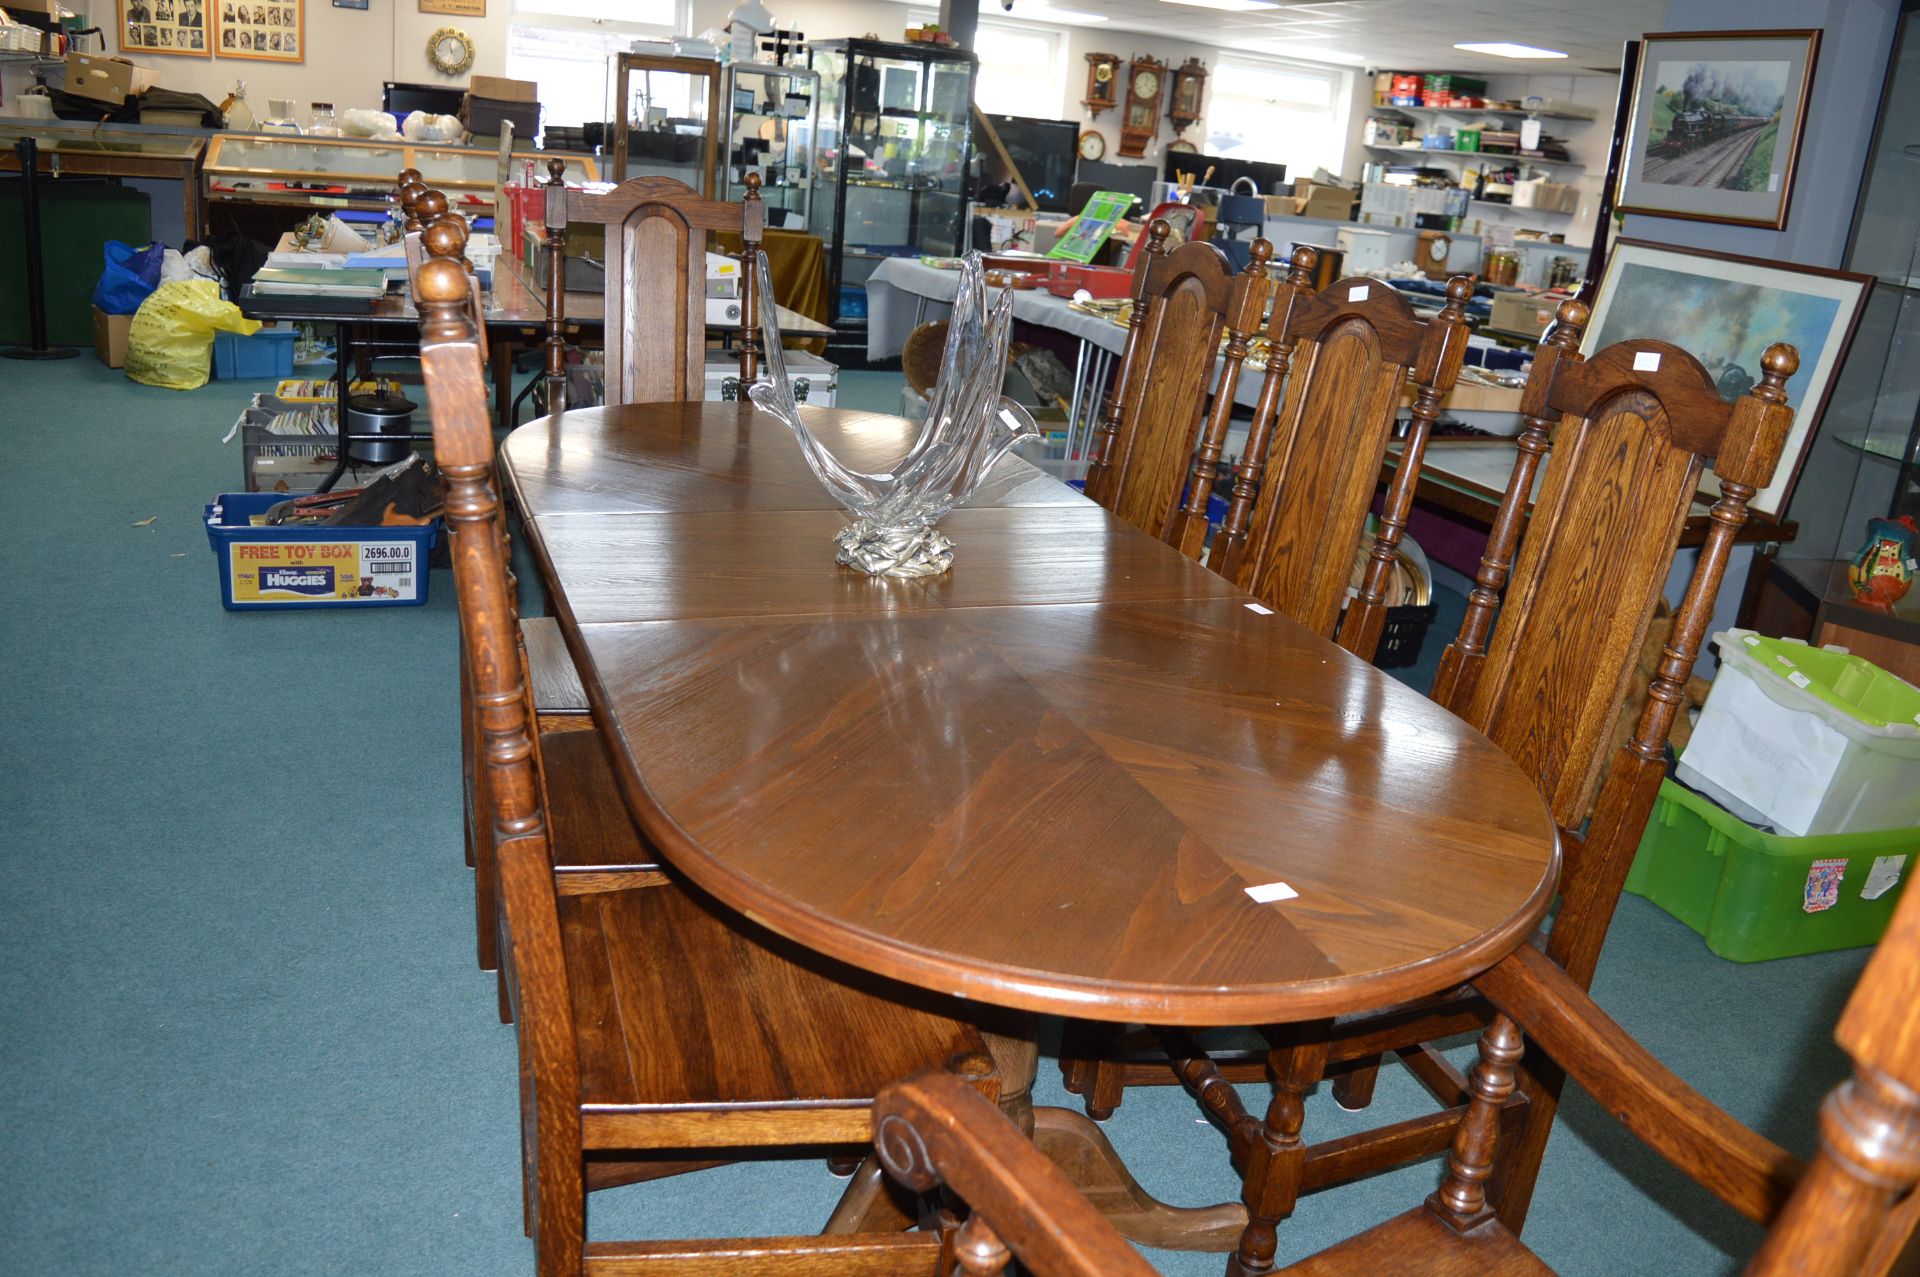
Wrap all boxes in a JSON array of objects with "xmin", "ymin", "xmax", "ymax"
[
  {"xmin": 1584, "ymin": 239, "xmax": 1872, "ymax": 516},
  {"xmin": 1617, "ymin": 29, "xmax": 1820, "ymax": 229}
]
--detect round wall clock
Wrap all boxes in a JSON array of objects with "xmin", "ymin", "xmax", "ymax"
[
  {"xmin": 427, "ymin": 27, "xmax": 475, "ymax": 77},
  {"xmin": 1167, "ymin": 139, "xmax": 1198, "ymax": 155},
  {"xmin": 1132, "ymin": 68, "xmax": 1160, "ymax": 101},
  {"xmin": 1078, "ymin": 131, "xmax": 1106, "ymax": 162}
]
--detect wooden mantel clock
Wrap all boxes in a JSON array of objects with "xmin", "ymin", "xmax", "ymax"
[
  {"xmin": 1119, "ymin": 56, "xmax": 1166, "ymax": 158},
  {"xmin": 1169, "ymin": 57, "xmax": 1207, "ymax": 135},
  {"xmin": 1082, "ymin": 52, "xmax": 1120, "ymax": 117}
]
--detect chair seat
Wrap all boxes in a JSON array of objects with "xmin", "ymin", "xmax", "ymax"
[
  {"xmin": 541, "ymin": 728, "xmax": 664, "ymax": 880},
  {"xmin": 522, "ymin": 615, "xmax": 590, "ymax": 716},
  {"xmin": 1278, "ymin": 1207, "xmax": 1554, "ymax": 1276},
  {"xmin": 560, "ymin": 882, "xmax": 987, "ymax": 1113}
]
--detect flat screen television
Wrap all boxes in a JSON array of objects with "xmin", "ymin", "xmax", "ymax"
[
  {"xmin": 1158, "ymin": 150, "xmax": 1289, "ymax": 195},
  {"xmin": 976, "ymin": 114, "xmax": 1081, "ymax": 213},
  {"xmin": 384, "ymin": 81, "xmax": 466, "ymax": 119}
]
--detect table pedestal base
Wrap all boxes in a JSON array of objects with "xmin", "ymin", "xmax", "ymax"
[
  {"xmin": 1031, "ymin": 1105, "xmax": 1248, "ymax": 1251},
  {"xmin": 824, "ymin": 1105, "xmax": 1247, "ymax": 1253}
]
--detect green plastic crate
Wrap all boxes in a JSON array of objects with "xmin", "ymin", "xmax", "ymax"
[{"xmin": 1626, "ymin": 777, "xmax": 1918, "ymax": 962}]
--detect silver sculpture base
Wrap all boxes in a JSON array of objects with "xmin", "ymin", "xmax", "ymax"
[{"xmin": 835, "ymin": 519, "xmax": 955, "ymax": 579}]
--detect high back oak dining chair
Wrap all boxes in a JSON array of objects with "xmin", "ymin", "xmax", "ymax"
[
  {"xmin": 1068, "ymin": 313, "xmax": 1802, "ymax": 1276},
  {"xmin": 1083, "ymin": 219, "xmax": 1264, "ymax": 544},
  {"xmin": 402, "ymin": 208, "xmax": 602, "ymax": 977},
  {"xmin": 539, "ymin": 157, "xmax": 763, "ymax": 413},
  {"xmin": 870, "ymin": 871, "xmax": 1920, "ymax": 1277},
  {"xmin": 416, "ymin": 240, "xmax": 1000, "ymax": 1277},
  {"xmin": 1212, "ymin": 258, "xmax": 1474, "ymax": 654}
]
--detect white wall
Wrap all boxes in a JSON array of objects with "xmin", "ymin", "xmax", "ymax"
[
  {"xmin": 101, "ymin": 0, "xmax": 902, "ymax": 110},
  {"xmin": 98, "ymin": 0, "xmax": 1356, "ymax": 181},
  {"xmin": 100, "ymin": 0, "xmax": 520, "ymax": 107}
]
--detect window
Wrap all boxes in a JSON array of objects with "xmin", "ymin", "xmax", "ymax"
[
  {"xmin": 506, "ymin": 0, "xmax": 684, "ymax": 128},
  {"xmin": 1204, "ymin": 57, "xmax": 1352, "ymax": 178},
  {"xmin": 907, "ymin": 12, "xmax": 1062, "ymax": 117},
  {"xmin": 970, "ymin": 21, "xmax": 1062, "ymax": 116}
]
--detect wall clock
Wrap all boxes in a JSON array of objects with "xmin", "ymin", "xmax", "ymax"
[
  {"xmin": 1077, "ymin": 131, "xmax": 1106, "ymax": 163},
  {"xmin": 1168, "ymin": 57, "xmax": 1207, "ymax": 135},
  {"xmin": 1119, "ymin": 56, "xmax": 1165, "ymax": 158},
  {"xmin": 1082, "ymin": 52, "xmax": 1120, "ymax": 117},
  {"xmin": 427, "ymin": 25, "xmax": 474, "ymax": 76},
  {"xmin": 1167, "ymin": 139, "xmax": 1198, "ymax": 155}
]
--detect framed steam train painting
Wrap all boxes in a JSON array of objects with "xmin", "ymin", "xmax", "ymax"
[{"xmin": 1617, "ymin": 29, "xmax": 1820, "ymax": 229}]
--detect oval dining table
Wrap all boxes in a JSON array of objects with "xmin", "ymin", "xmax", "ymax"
[{"xmin": 498, "ymin": 400, "xmax": 1563, "ymax": 1253}]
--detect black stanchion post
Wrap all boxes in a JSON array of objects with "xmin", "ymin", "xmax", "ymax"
[{"xmin": 4, "ymin": 136, "xmax": 80, "ymax": 362}]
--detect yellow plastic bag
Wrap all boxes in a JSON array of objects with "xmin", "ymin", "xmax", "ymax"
[{"xmin": 125, "ymin": 280, "xmax": 262, "ymax": 391}]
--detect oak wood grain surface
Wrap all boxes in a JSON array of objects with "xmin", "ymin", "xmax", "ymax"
[{"xmin": 501, "ymin": 403, "xmax": 1561, "ymax": 1026}]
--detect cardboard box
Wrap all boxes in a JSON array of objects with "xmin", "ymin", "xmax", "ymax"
[
  {"xmin": 64, "ymin": 53, "xmax": 134, "ymax": 104},
  {"xmin": 462, "ymin": 95, "xmax": 540, "ymax": 139},
  {"xmin": 92, "ymin": 305, "xmax": 131, "ymax": 368},
  {"xmin": 1299, "ymin": 184, "xmax": 1358, "ymax": 222},
  {"xmin": 1487, "ymin": 291, "xmax": 1558, "ymax": 338},
  {"xmin": 470, "ymin": 75, "xmax": 538, "ymax": 104}
]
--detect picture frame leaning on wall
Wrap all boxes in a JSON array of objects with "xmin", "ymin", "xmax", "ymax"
[{"xmin": 1583, "ymin": 237, "xmax": 1873, "ymax": 517}]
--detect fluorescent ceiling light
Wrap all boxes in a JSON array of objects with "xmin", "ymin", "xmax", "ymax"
[
  {"xmin": 1453, "ymin": 41, "xmax": 1568, "ymax": 59},
  {"xmin": 1160, "ymin": 0, "xmax": 1281, "ymax": 12}
]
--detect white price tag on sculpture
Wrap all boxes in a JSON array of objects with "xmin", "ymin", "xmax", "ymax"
[
  {"xmin": 1245, "ymin": 881, "xmax": 1298, "ymax": 904},
  {"xmin": 1245, "ymin": 602, "xmax": 1274, "ymax": 616},
  {"xmin": 1348, "ymin": 285, "xmax": 1370, "ymax": 302},
  {"xmin": 1633, "ymin": 351, "xmax": 1662, "ymax": 372}
]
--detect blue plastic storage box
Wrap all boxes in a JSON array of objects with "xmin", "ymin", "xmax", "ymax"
[
  {"xmin": 213, "ymin": 328, "xmax": 298, "ymax": 380},
  {"xmin": 204, "ymin": 492, "xmax": 439, "ymax": 611}
]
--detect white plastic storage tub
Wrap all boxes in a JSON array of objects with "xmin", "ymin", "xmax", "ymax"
[{"xmin": 1676, "ymin": 629, "xmax": 1920, "ymax": 837}]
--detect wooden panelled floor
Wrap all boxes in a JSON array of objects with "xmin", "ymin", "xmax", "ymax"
[{"xmin": 0, "ymin": 362, "xmax": 1874, "ymax": 1275}]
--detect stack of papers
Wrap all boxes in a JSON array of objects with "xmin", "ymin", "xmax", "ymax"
[{"xmin": 252, "ymin": 267, "xmax": 391, "ymax": 298}]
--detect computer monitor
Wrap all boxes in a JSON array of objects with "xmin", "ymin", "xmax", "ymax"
[
  {"xmin": 1158, "ymin": 151, "xmax": 1289, "ymax": 195},
  {"xmin": 384, "ymin": 81, "xmax": 466, "ymax": 119},
  {"xmin": 976, "ymin": 114, "xmax": 1081, "ymax": 213},
  {"xmin": 1074, "ymin": 159, "xmax": 1158, "ymax": 210}
]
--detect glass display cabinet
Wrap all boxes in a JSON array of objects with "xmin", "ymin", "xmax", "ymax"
[
  {"xmin": 807, "ymin": 38, "xmax": 978, "ymax": 336},
  {"xmin": 203, "ymin": 133, "xmax": 598, "ymax": 216},
  {"xmin": 0, "ymin": 121, "xmax": 204, "ymax": 233},
  {"xmin": 722, "ymin": 61, "xmax": 817, "ymax": 228},
  {"xmin": 1765, "ymin": 1, "xmax": 1920, "ymax": 681},
  {"xmin": 609, "ymin": 52, "xmax": 722, "ymax": 194}
]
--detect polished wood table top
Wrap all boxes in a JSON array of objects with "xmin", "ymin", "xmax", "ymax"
[{"xmin": 501, "ymin": 403, "xmax": 1561, "ymax": 1027}]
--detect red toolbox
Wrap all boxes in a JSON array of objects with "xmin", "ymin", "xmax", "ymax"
[{"xmin": 1045, "ymin": 262, "xmax": 1134, "ymax": 300}]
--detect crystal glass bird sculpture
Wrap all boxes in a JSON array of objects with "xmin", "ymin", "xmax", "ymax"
[{"xmin": 747, "ymin": 251, "xmax": 1039, "ymax": 578}]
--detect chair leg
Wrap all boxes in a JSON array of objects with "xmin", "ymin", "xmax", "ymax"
[
  {"xmin": 1059, "ymin": 1020, "xmax": 1127, "ymax": 1120},
  {"xmin": 1330, "ymin": 1057, "xmax": 1381, "ymax": 1110},
  {"xmin": 1486, "ymin": 1048, "xmax": 1568, "ymax": 1234},
  {"xmin": 1426, "ymin": 1014, "xmax": 1525, "ymax": 1234},
  {"xmin": 1229, "ymin": 1026, "xmax": 1331, "ymax": 1277}
]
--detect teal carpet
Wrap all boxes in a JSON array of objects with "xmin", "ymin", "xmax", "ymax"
[{"xmin": 0, "ymin": 357, "xmax": 1868, "ymax": 1274}]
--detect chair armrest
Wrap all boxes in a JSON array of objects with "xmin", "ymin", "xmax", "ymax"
[
  {"xmin": 1477, "ymin": 944, "xmax": 1803, "ymax": 1225},
  {"xmin": 875, "ymin": 1071, "xmax": 1157, "ymax": 1277}
]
